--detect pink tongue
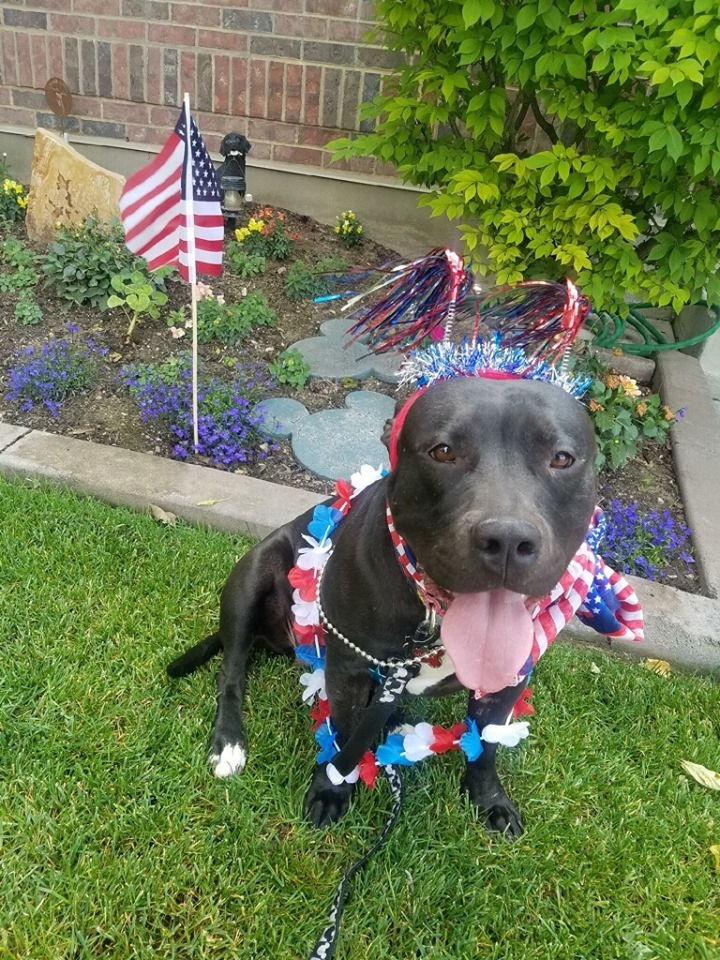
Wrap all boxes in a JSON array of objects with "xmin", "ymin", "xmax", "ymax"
[{"xmin": 441, "ymin": 589, "xmax": 534, "ymax": 693}]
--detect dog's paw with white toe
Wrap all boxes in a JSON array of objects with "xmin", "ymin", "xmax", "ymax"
[{"xmin": 211, "ymin": 743, "xmax": 247, "ymax": 778}]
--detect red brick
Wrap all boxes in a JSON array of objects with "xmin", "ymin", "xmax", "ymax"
[
  {"xmin": 267, "ymin": 60, "xmax": 283, "ymax": 121},
  {"xmin": 203, "ymin": 131, "xmax": 222, "ymax": 154},
  {"xmin": 249, "ymin": 58, "xmax": 267, "ymax": 119},
  {"xmin": 328, "ymin": 19, "xmax": 373, "ymax": 43},
  {"xmin": 146, "ymin": 45, "xmax": 161, "ymax": 104},
  {"xmin": 283, "ymin": 61, "xmax": 302, "ymax": 124},
  {"xmin": 29, "ymin": 34, "xmax": 49, "ymax": 89},
  {"xmin": 97, "ymin": 18, "xmax": 146, "ymax": 39},
  {"xmin": 1, "ymin": 31, "xmax": 18, "ymax": 86},
  {"xmin": 113, "ymin": 43, "xmax": 128, "ymax": 100},
  {"xmin": 49, "ymin": 13, "xmax": 96, "ymax": 33},
  {"xmin": 273, "ymin": 143, "xmax": 323, "ymax": 165},
  {"xmin": 209, "ymin": 0, "xmax": 249, "ymax": 5},
  {"xmin": 374, "ymin": 161, "xmax": 397, "ymax": 178},
  {"xmin": 275, "ymin": 14, "xmax": 327, "ymax": 39},
  {"xmin": 246, "ymin": 117, "xmax": 296, "ymax": 144},
  {"xmin": 0, "ymin": 105, "xmax": 35, "ymax": 126},
  {"xmin": 15, "ymin": 33, "xmax": 33, "ymax": 88},
  {"xmin": 198, "ymin": 28, "xmax": 248, "ymax": 52},
  {"xmin": 148, "ymin": 23, "xmax": 196, "ymax": 46},
  {"xmin": 72, "ymin": 94, "xmax": 103, "ymax": 116},
  {"xmin": 248, "ymin": 0, "xmax": 300, "ymax": 9},
  {"xmin": 73, "ymin": 0, "xmax": 120, "ymax": 12},
  {"xmin": 126, "ymin": 123, "xmax": 167, "ymax": 145},
  {"xmin": 47, "ymin": 34, "xmax": 63, "ymax": 78},
  {"xmin": 231, "ymin": 55, "xmax": 247, "ymax": 115},
  {"xmin": 0, "ymin": 88, "xmax": 9, "ymax": 105},
  {"xmin": 305, "ymin": 0, "xmax": 357, "ymax": 14},
  {"xmin": 29, "ymin": 0, "xmax": 69, "ymax": 9},
  {"xmin": 180, "ymin": 50, "xmax": 196, "ymax": 103},
  {"xmin": 103, "ymin": 100, "xmax": 150, "ymax": 123},
  {"xmin": 150, "ymin": 104, "xmax": 184, "ymax": 126},
  {"xmin": 171, "ymin": 3, "xmax": 221, "ymax": 26},
  {"xmin": 296, "ymin": 125, "xmax": 339, "ymax": 147},
  {"xmin": 195, "ymin": 110, "xmax": 240, "ymax": 134},
  {"xmin": 248, "ymin": 139, "xmax": 271, "ymax": 159},
  {"xmin": 213, "ymin": 54, "xmax": 230, "ymax": 114},
  {"xmin": 303, "ymin": 64, "xmax": 320, "ymax": 126}
]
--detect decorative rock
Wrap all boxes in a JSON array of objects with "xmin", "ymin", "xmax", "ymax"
[
  {"xmin": 293, "ymin": 316, "xmax": 403, "ymax": 384},
  {"xmin": 253, "ymin": 397, "xmax": 309, "ymax": 439},
  {"xmin": 25, "ymin": 129, "xmax": 126, "ymax": 243},
  {"xmin": 588, "ymin": 345, "xmax": 656, "ymax": 385}
]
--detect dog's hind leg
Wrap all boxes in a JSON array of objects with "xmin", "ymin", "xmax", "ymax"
[{"xmin": 461, "ymin": 679, "xmax": 529, "ymax": 839}]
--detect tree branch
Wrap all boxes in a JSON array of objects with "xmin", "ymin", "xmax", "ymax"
[{"xmin": 530, "ymin": 95, "xmax": 558, "ymax": 145}]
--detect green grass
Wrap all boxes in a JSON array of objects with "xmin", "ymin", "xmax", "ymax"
[{"xmin": 1, "ymin": 478, "xmax": 719, "ymax": 960}]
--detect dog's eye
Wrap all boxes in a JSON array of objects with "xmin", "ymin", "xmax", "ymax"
[
  {"xmin": 429, "ymin": 444, "xmax": 456, "ymax": 463},
  {"xmin": 550, "ymin": 451, "xmax": 575, "ymax": 469}
]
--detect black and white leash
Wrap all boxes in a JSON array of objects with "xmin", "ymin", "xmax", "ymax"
[{"xmin": 307, "ymin": 655, "xmax": 425, "ymax": 960}]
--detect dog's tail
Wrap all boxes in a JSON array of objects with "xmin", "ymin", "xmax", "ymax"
[{"xmin": 166, "ymin": 632, "xmax": 222, "ymax": 678}]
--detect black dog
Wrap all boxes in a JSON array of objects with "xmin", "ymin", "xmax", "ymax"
[{"xmin": 167, "ymin": 376, "xmax": 597, "ymax": 837}]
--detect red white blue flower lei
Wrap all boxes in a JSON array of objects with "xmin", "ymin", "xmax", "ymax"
[{"xmin": 290, "ymin": 465, "xmax": 644, "ymax": 788}]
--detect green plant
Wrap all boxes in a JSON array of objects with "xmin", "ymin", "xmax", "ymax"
[
  {"xmin": 284, "ymin": 256, "xmax": 349, "ymax": 301},
  {"xmin": 107, "ymin": 270, "xmax": 169, "ymax": 340},
  {"xmin": 335, "ymin": 209, "xmax": 364, "ymax": 248},
  {"xmin": 226, "ymin": 244, "xmax": 267, "ymax": 278},
  {"xmin": 331, "ymin": 0, "xmax": 720, "ymax": 314},
  {"xmin": 43, "ymin": 217, "xmax": 169, "ymax": 310},
  {"xmin": 196, "ymin": 289, "xmax": 276, "ymax": 345},
  {"xmin": 0, "ymin": 237, "xmax": 36, "ymax": 269},
  {"xmin": 587, "ymin": 373, "xmax": 677, "ymax": 470},
  {"xmin": 234, "ymin": 207, "xmax": 296, "ymax": 260},
  {"xmin": 268, "ymin": 347, "xmax": 311, "ymax": 390},
  {"xmin": 0, "ymin": 266, "xmax": 38, "ymax": 292},
  {"xmin": 13, "ymin": 289, "xmax": 43, "ymax": 325}
]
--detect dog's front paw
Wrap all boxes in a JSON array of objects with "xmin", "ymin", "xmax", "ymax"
[
  {"xmin": 461, "ymin": 771, "xmax": 524, "ymax": 840},
  {"xmin": 303, "ymin": 766, "xmax": 355, "ymax": 828},
  {"xmin": 210, "ymin": 741, "xmax": 247, "ymax": 778}
]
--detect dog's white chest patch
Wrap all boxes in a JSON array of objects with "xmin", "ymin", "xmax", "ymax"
[{"xmin": 405, "ymin": 650, "xmax": 457, "ymax": 695}]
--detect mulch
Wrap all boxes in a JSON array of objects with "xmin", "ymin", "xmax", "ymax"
[{"xmin": 0, "ymin": 207, "xmax": 699, "ymax": 594}]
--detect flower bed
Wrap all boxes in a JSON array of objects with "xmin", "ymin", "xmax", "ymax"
[{"xmin": 0, "ymin": 189, "xmax": 699, "ymax": 593}]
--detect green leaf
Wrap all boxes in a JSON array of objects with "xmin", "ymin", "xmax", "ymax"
[
  {"xmin": 516, "ymin": 4, "xmax": 536, "ymax": 31},
  {"xmin": 565, "ymin": 54, "xmax": 587, "ymax": 79},
  {"xmin": 666, "ymin": 125, "xmax": 683, "ymax": 160}
]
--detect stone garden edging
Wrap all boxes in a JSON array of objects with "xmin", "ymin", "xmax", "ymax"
[{"xmin": 0, "ymin": 360, "xmax": 719, "ymax": 676}]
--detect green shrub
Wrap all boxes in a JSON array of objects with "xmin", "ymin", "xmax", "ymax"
[
  {"xmin": 0, "ymin": 237, "xmax": 36, "ymax": 269},
  {"xmin": 107, "ymin": 270, "xmax": 169, "ymax": 339},
  {"xmin": 226, "ymin": 244, "xmax": 267, "ymax": 278},
  {"xmin": 0, "ymin": 266, "xmax": 38, "ymax": 293},
  {"xmin": 43, "ymin": 217, "xmax": 170, "ymax": 310},
  {"xmin": 335, "ymin": 210, "xmax": 364, "ymax": 248},
  {"xmin": 14, "ymin": 289, "xmax": 43, "ymax": 325},
  {"xmin": 284, "ymin": 255, "xmax": 349, "ymax": 301},
  {"xmin": 331, "ymin": 0, "xmax": 720, "ymax": 314},
  {"xmin": 234, "ymin": 207, "xmax": 296, "ymax": 260},
  {"xmin": 268, "ymin": 347, "xmax": 311, "ymax": 390},
  {"xmin": 196, "ymin": 290, "xmax": 276, "ymax": 345}
]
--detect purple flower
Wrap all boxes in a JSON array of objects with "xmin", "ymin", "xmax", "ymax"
[
  {"xmin": 603, "ymin": 497, "xmax": 694, "ymax": 582},
  {"xmin": 6, "ymin": 337, "xmax": 104, "ymax": 415}
]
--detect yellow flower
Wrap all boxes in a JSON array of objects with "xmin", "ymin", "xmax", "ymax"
[
  {"xmin": 618, "ymin": 375, "xmax": 640, "ymax": 397},
  {"xmin": 235, "ymin": 227, "xmax": 250, "ymax": 242}
]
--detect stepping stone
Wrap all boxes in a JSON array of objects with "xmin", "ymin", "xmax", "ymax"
[
  {"xmin": 253, "ymin": 397, "xmax": 309, "ymax": 439},
  {"xmin": 293, "ymin": 316, "xmax": 403, "ymax": 384}
]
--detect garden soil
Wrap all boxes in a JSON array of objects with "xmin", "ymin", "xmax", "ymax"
[{"xmin": 0, "ymin": 205, "xmax": 698, "ymax": 594}]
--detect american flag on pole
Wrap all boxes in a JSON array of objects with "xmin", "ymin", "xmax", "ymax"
[{"xmin": 119, "ymin": 107, "xmax": 224, "ymax": 281}]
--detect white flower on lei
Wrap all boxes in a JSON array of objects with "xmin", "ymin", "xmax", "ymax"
[
  {"xmin": 350, "ymin": 464, "xmax": 385, "ymax": 496},
  {"xmin": 299, "ymin": 669, "xmax": 326, "ymax": 702},
  {"xmin": 326, "ymin": 762, "xmax": 360, "ymax": 785},
  {"xmin": 402, "ymin": 722, "xmax": 435, "ymax": 762},
  {"xmin": 481, "ymin": 721, "xmax": 530, "ymax": 747},
  {"xmin": 296, "ymin": 534, "xmax": 333, "ymax": 571},
  {"xmin": 291, "ymin": 590, "xmax": 319, "ymax": 627}
]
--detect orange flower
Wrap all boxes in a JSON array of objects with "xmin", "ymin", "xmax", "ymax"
[
  {"xmin": 635, "ymin": 401, "xmax": 648, "ymax": 417},
  {"xmin": 662, "ymin": 405, "xmax": 676, "ymax": 421},
  {"xmin": 604, "ymin": 374, "xmax": 621, "ymax": 390},
  {"xmin": 589, "ymin": 399, "xmax": 605, "ymax": 412}
]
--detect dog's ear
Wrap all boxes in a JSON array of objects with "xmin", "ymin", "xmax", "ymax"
[{"xmin": 381, "ymin": 398, "xmax": 407, "ymax": 450}]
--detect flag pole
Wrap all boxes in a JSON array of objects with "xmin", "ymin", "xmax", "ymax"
[{"xmin": 182, "ymin": 91, "xmax": 199, "ymax": 451}]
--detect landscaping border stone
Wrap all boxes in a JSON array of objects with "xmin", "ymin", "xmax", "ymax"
[{"xmin": 0, "ymin": 357, "xmax": 718, "ymax": 675}]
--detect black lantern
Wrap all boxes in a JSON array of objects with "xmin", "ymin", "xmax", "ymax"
[{"xmin": 216, "ymin": 133, "xmax": 252, "ymax": 223}]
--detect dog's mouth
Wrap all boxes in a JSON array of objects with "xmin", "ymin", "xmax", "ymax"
[{"xmin": 440, "ymin": 589, "xmax": 533, "ymax": 694}]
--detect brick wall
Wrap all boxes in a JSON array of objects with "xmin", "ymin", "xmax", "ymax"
[{"xmin": 0, "ymin": 0, "xmax": 399, "ymax": 177}]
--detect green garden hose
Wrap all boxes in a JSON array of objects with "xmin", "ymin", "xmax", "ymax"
[{"xmin": 588, "ymin": 304, "xmax": 720, "ymax": 356}]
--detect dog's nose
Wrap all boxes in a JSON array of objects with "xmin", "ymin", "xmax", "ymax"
[{"xmin": 472, "ymin": 519, "xmax": 540, "ymax": 575}]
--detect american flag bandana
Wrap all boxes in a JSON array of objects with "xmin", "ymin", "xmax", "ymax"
[{"xmin": 386, "ymin": 504, "xmax": 644, "ymax": 686}]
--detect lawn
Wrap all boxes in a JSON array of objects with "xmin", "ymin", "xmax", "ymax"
[{"xmin": 1, "ymin": 478, "xmax": 718, "ymax": 960}]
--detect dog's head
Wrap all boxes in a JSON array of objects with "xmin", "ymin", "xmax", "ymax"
[
  {"xmin": 219, "ymin": 133, "xmax": 252, "ymax": 156},
  {"xmin": 387, "ymin": 375, "xmax": 597, "ymax": 598}
]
